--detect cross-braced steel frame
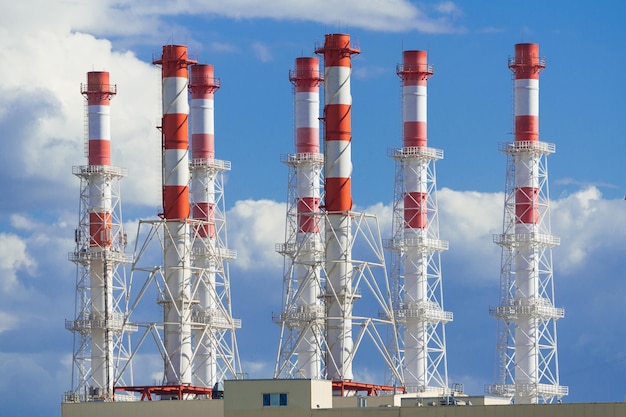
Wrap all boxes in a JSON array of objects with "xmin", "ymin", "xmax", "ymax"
[
  {"xmin": 274, "ymin": 156, "xmax": 402, "ymax": 384},
  {"xmin": 487, "ymin": 141, "xmax": 567, "ymax": 403},
  {"xmin": 385, "ymin": 146, "xmax": 451, "ymax": 394},
  {"xmin": 66, "ymin": 165, "xmax": 135, "ymax": 402},
  {"xmin": 125, "ymin": 162, "xmax": 242, "ymax": 391}
]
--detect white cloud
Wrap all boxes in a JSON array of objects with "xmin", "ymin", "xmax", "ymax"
[
  {"xmin": 434, "ymin": 1, "xmax": 464, "ymax": 17},
  {"xmin": 0, "ymin": 0, "xmax": 464, "ymax": 217},
  {"xmin": 0, "ymin": 25, "xmax": 161, "ymax": 209},
  {"xmin": 95, "ymin": 0, "xmax": 464, "ymax": 34},
  {"xmin": 0, "ymin": 312, "xmax": 18, "ymax": 334},
  {"xmin": 229, "ymin": 187, "xmax": 626, "ymax": 290},
  {"xmin": 0, "ymin": 233, "xmax": 36, "ymax": 292},
  {"xmin": 354, "ymin": 201, "xmax": 393, "ymax": 237},
  {"xmin": 434, "ymin": 187, "xmax": 626, "ymax": 284},
  {"xmin": 251, "ymin": 41, "xmax": 273, "ymax": 63},
  {"xmin": 210, "ymin": 41, "xmax": 239, "ymax": 53},
  {"xmin": 438, "ymin": 188, "xmax": 503, "ymax": 283},
  {"xmin": 241, "ymin": 360, "xmax": 273, "ymax": 378},
  {"xmin": 227, "ymin": 199, "xmax": 286, "ymax": 273},
  {"xmin": 551, "ymin": 186, "xmax": 626, "ymax": 275}
]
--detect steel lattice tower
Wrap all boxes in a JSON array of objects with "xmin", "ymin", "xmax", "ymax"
[
  {"xmin": 189, "ymin": 64, "xmax": 243, "ymax": 387},
  {"xmin": 487, "ymin": 43, "xmax": 567, "ymax": 404},
  {"xmin": 385, "ymin": 51, "xmax": 452, "ymax": 394},
  {"xmin": 274, "ymin": 57, "xmax": 325, "ymax": 380},
  {"xmin": 276, "ymin": 35, "xmax": 402, "ymax": 393},
  {"xmin": 124, "ymin": 46, "xmax": 242, "ymax": 399},
  {"xmin": 66, "ymin": 72, "xmax": 135, "ymax": 402}
]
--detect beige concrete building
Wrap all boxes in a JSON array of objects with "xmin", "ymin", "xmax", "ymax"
[{"xmin": 62, "ymin": 379, "xmax": 626, "ymax": 417}]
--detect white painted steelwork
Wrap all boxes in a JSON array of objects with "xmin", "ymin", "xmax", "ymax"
[
  {"xmin": 189, "ymin": 64, "xmax": 242, "ymax": 387},
  {"xmin": 152, "ymin": 45, "xmax": 196, "ymax": 388},
  {"xmin": 66, "ymin": 72, "xmax": 134, "ymax": 402},
  {"xmin": 316, "ymin": 33, "xmax": 358, "ymax": 382},
  {"xmin": 310, "ymin": 34, "xmax": 401, "ymax": 387},
  {"xmin": 274, "ymin": 57, "xmax": 324, "ymax": 379},
  {"xmin": 122, "ymin": 47, "xmax": 244, "ymax": 397},
  {"xmin": 385, "ymin": 51, "xmax": 451, "ymax": 394},
  {"xmin": 487, "ymin": 43, "xmax": 567, "ymax": 404}
]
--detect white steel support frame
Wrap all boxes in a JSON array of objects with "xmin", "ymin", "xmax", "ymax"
[
  {"xmin": 274, "ymin": 152, "xmax": 325, "ymax": 379},
  {"xmin": 385, "ymin": 146, "xmax": 451, "ymax": 394},
  {"xmin": 275, "ymin": 57, "xmax": 325, "ymax": 380},
  {"xmin": 189, "ymin": 158, "xmax": 243, "ymax": 386},
  {"xmin": 128, "ymin": 212, "xmax": 243, "ymax": 387},
  {"xmin": 277, "ymin": 33, "xmax": 403, "ymax": 387},
  {"xmin": 487, "ymin": 141, "xmax": 567, "ymax": 403},
  {"xmin": 188, "ymin": 63, "xmax": 243, "ymax": 388},
  {"xmin": 275, "ymin": 208, "xmax": 403, "ymax": 384},
  {"xmin": 66, "ymin": 165, "xmax": 135, "ymax": 402},
  {"xmin": 129, "ymin": 219, "xmax": 192, "ymax": 386},
  {"xmin": 488, "ymin": 44, "xmax": 566, "ymax": 404},
  {"xmin": 273, "ymin": 149, "xmax": 402, "ymax": 383},
  {"xmin": 324, "ymin": 210, "xmax": 402, "ymax": 384}
]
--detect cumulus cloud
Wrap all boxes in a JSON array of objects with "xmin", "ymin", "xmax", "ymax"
[
  {"xmin": 354, "ymin": 201, "xmax": 393, "ymax": 236},
  {"xmin": 432, "ymin": 187, "xmax": 626, "ymax": 284},
  {"xmin": 551, "ymin": 186, "xmax": 626, "ymax": 275},
  {"xmin": 128, "ymin": 0, "xmax": 464, "ymax": 34},
  {"xmin": 227, "ymin": 199, "xmax": 286, "ymax": 273},
  {"xmin": 233, "ymin": 187, "xmax": 626, "ymax": 290},
  {"xmin": 0, "ymin": 0, "xmax": 464, "ymax": 217},
  {"xmin": 0, "ymin": 233, "xmax": 36, "ymax": 293},
  {"xmin": 438, "ymin": 188, "xmax": 503, "ymax": 283},
  {"xmin": 0, "ymin": 30, "xmax": 160, "ymax": 211}
]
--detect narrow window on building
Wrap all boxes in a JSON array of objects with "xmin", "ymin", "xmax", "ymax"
[{"xmin": 262, "ymin": 393, "xmax": 288, "ymax": 407}]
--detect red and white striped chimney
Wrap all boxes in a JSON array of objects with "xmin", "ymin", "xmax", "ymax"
[
  {"xmin": 293, "ymin": 57, "xmax": 323, "ymax": 233},
  {"xmin": 316, "ymin": 33, "xmax": 360, "ymax": 381},
  {"xmin": 153, "ymin": 45, "xmax": 197, "ymax": 386},
  {"xmin": 82, "ymin": 71, "xmax": 117, "ymax": 392},
  {"xmin": 155, "ymin": 45, "xmax": 196, "ymax": 220},
  {"xmin": 509, "ymin": 42, "xmax": 545, "ymax": 403},
  {"xmin": 190, "ymin": 64, "xmax": 219, "ymax": 239},
  {"xmin": 84, "ymin": 72, "xmax": 116, "ymax": 248},
  {"xmin": 189, "ymin": 63, "xmax": 220, "ymax": 387},
  {"xmin": 291, "ymin": 56, "xmax": 324, "ymax": 378},
  {"xmin": 511, "ymin": 43, "xmax": 543, "ymax": 224},
  {"xmin": 400, "ymin": 50, "xmax": 432, "ymax": 230},
  {"xmin": 397, "ymin": 50, "xmax": 435, "ymax": 390}
]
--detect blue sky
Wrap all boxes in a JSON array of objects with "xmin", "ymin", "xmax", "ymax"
[{"xmin": 0, "ymin": 1, "xmax": 625, "ymax": 416}]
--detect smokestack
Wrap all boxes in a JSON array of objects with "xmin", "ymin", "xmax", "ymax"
[
  {"xmin": 189, "ymin": 64, "xmax": 219, "ymax": 386},
  {"xmin": 190, "ymin": 65, "xmax": 218, "ymax": 241},
  {"xmin": 511, "ymin": 43, "xmax": 544, "ymax": 404},
  {"xmin": 153, "ymin": 45, "xmax": 197, "ymax": 386},
  {"xmin": 316, "ymin": 33, "xmax": 360, "ymax": 382},
  {"xmin": 511, "ymin": 43, "xmax": 543, "ymax": 403},
  {"xmin": 85, "ymin": 72, "xmax": 116, "ymax": 249},
  {"xmin": 188, "ymin": 64, "xmax": 243, "ymax": 387},
  {"xmin": 489, "ymin": 43, "xmax": 567, "ymax": 404},
  {"xmin": 85, "ymin": 72, "xmax": 116, "ymax": 395},
  {"xmin": 390, "ymin": 51, "xmax": 451, "ymax": 393},
  {"xmin": 274, "ymin": 57, "xmax": 324, "ymax": 379},
  {"xmin": 67, "ymin": 71, "xmax": 133, "ymax": 402},
  {"xmin": 293, "ymin": 57, "xmax": 322, "ymax": 234}
]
